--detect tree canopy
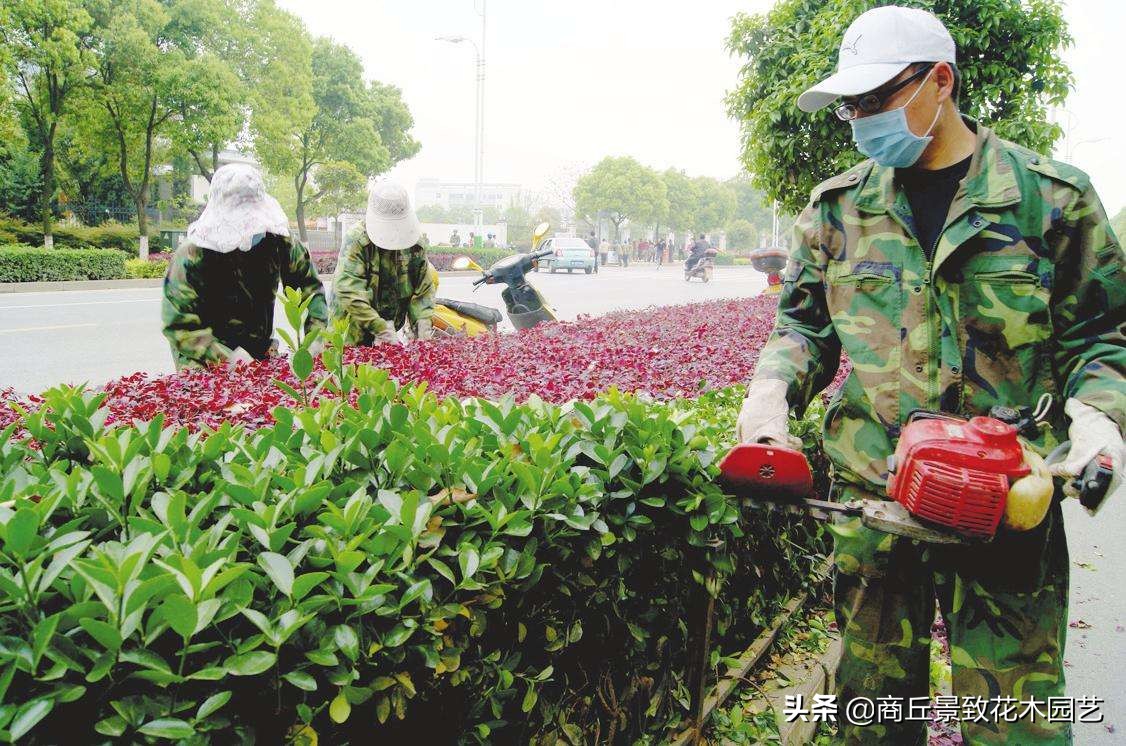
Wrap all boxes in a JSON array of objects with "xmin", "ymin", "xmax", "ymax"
[
  {"xmin": 726, "ymin": 0, "xmax": 1073, "ymax": 213},
  {"xmin": 573, "ymin": 157, "xmax": 668, "ymax": 240}
]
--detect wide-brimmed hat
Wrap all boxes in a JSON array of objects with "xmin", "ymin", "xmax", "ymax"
[
  {"xmin": 187, "ymin": 163, "xmax": 290, "ymax": 253},
  {"xmin": 797, "ymin": 5, "xmax": 955, "ymax": 113},
  {"xmin": 365, "ymin": 180, "xmax": 421, "ymax": 251}
]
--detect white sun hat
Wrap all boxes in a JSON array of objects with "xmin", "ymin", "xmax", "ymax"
[
  {"xmin": 186, "ymin": 163, "xmax": 290, "ymax": 253},
  {"xmin": 797, "ymin": 5, "xmax": 956, "ymax": 113},
  {"xmin": 365, "ymin": 180, "xmax": 422, "ymax": 251}
]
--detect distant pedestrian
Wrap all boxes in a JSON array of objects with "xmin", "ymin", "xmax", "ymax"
[{"xmin": 598, "ymin": 238, "xmax": 610, "ymax": 268}]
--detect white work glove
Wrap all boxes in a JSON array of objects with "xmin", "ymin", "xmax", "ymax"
[
  {"xmin": 415, "ymin": 318, "xmax": 433, "ymax": 341},
  {"xmin": 227, "ymin": 346, "xmax": 255, "ymax": 368},
  {"xmin": 1049, "ymin": 398, "xmax": 1125, "ymax": 500},
  {"xmin": 374, "ymin": 327, "xmax": 401, "ymax": 346},
  {"xmin": 735, "ymin": 379, "xmax": 802, "ymax": 449}
]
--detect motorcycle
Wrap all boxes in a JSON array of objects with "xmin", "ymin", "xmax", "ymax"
[
  {"xmin": 684, "ymin": 247, "xmax": 718, "ymax": 283},
  {"xmin": 434, "ymin": 222, "xmax": 558, "ymax": 334}
]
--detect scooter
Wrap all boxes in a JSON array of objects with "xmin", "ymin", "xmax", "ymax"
[
  {"xmin": 685, "ymin": 248, "xmax": 718, "ymax": 283},
  {"xmin": 435, "ymin": 222, "xmax": 558, "ymax": 334}
]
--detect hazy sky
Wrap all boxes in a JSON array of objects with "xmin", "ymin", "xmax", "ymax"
[{"xmin": 276, "ymin": 0, "xmax": 1125, "ymax": 214}]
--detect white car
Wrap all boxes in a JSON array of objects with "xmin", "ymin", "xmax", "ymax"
[{"xmin": 537, "ymin": 237, "xmax": 597, "ymax": 274}]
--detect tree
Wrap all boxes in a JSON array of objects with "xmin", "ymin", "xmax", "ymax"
[
  {"xmin": 2, "ymin": 0, "xmax": 96, "ymax": 246},
  {"xmin": 256, "ymin": 37, "xmax": 418, "ymax": 241},
  {"xmin": 662, "ymin": 168, "xmax": 699, "ymax": 235},
  {"xmin": 83, "ymin": 0, "xmax": 242, "ymax": 256},
  {"xmin": 573, "ymin": 156, "xmax": 668, "ymax": 240},
  {"xmin": 725, "ymin": 219, "xmax": 755, "ymax": 251},
  {"xmin": 692, "ymin": 176, "xmax": 736, "ymax": 234},
  {"xmin": 726, "ymin": 0, "xmax": 1073, "ymax": 213}
]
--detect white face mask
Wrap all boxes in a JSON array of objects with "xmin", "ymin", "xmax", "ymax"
[{"xmin": 849, "ymin": 66, "xmax": 942, "ymax": 168}]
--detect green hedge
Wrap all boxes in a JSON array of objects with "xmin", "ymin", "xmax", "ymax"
[
  {"xmin": 0, "ymin": 246, "xmax": 127, "ymax": 282},
  {"xmin": 713, "ymin": 254, "xmax": 735, "ymax": 266},
  {"xmin": 125, "ymin": 258, "xmax": 169, "ymax": 279},
  {"xmin": 0, "ymin": 217, "xmax": 143, "ymax": 255},
  {"xmin": 0, "ymin": 365, "xmax": 826, "ymax": 743}
]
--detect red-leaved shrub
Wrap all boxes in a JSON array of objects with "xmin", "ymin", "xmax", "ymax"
[{"xmin": 4, "ymin": 297, "xmax": 851, "ymax": 432}]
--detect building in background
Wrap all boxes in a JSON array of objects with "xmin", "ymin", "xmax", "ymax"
[{"xmin": 415, "ymin": 178, "xmax": 522, "ymax": 211}]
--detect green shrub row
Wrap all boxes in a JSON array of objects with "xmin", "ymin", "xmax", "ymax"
[
  {"xmin": 125, "ymin": 258, "xmax": 170, "ymax": 279},
  {"xmin": 0, "ymin": 360, "xmax": 826, "ymax": 743},
  {"xmin": 0, "ymin": 246, "xmax": 127, "ymax": 283},
  {"xmin": 0, "ymin": 217, "xmax": 143, "ymax": 255}
]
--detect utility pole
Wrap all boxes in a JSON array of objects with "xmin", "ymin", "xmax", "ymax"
[{"xmin": 438, "ymin": 1, "xmax": 487, "ymax": 240}]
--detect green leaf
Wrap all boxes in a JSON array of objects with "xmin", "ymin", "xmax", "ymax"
[
  {"xmin": 196, "ymin": 691, "xmax": 232, "ymax": 720},
  {"xmin": 458, "ymin": 544, "xmax": 480, "ymax": 582},
  {"xmin": 258, "ymin": 552, "xmax": 294, "ymax": 597},
  {"xmin": 283, "ymin": 671, "xmax": 318, "ymax": 691},
  {"xmin": 292, "ymin": 571, "xmax": 329, "ymax": 601},
  {"xmin": 225, "ymin": 650, "xmax": 276, "ymax": 676},
  {"xmin": 4, "ymin": 508, "xmax": 39, "ymax": 556},
  {"xmin": 292, "ymin": 348, "xmax": 314, "ymax": 381},
  {"xmin": 79, "ymin": 618, "xmax": 122, "ymax": 652},
  {"xmin": 138, "ymin": 718, "xmax": 195, "ymax": 739},
  {"xmin": 161, "ymin": 594, "xmax": 197, "ymax": 641},
  {"xmin": 9, "ymin": 698, "xmax": 53, "ymax": 741},
  {"xmin": 329, "ymin": 691, "xmax": 351, "ymax": 723},
  {"xmin": 383, "ymin": 624, "xmax": 414, "ymax": 648},
  {"xmin": 522, "ymin": 683, "xmax": 538, "ymax": 713}
]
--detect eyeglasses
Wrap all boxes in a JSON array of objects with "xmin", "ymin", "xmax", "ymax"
[{"xmin": 833, "ymin": 64, "xmax": 935, "ymax": 121}]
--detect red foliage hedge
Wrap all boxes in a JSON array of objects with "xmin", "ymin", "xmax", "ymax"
[{"xmin": 2, "ymin": 296, "xmax": 850, "ymax": 432}]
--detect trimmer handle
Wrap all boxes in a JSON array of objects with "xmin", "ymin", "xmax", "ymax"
[
  {"xmin": 1077, "ymin": 454, "xmax": 1114, "ymax": 512},
  {"xmin": 1046, "ymin": 441, "xmax": 1114, "ymax": 513}
]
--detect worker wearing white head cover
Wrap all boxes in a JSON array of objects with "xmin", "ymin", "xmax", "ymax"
[
  {"xmin": 330, "ymin": 180, "xmax": 436, "ymax": 345},
  {"xmin": 162, "ymin": 163, "xmax": 327, "ymax": 369}
]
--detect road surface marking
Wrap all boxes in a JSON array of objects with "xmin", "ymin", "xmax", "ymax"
[
  {"xmin": 0, "ymin": 298, "xmax": 159, "ymax": 310},
  {"xmin": 0, "ymin": 323, "xmax": 97, "ymax": 334}
]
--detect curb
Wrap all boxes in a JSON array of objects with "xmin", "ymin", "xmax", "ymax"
[
  {"xmin": 0, "ymin": 278, "xmax": 164, "ymax": 293},
  {"xmin": 750, "ymin": 634, "xmax": 844, "ymax": 745}
]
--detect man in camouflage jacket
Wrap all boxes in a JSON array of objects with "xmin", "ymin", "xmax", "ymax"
[
  {"xmin": 162, "ymin": 164, "xmax": 327, "ymax": 370},
  {"xmin": 736, "ymin": 7, "xmax": 1124, "ymax": 744},
  {"xmin": 330, "ymin": 181, "xmax": 435, "ymax": 345}
]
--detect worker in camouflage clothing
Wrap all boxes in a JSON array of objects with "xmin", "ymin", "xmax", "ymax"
[
  {"xmin": 330, "ymin": 180, "xmax": 435, "ymax": 345},
  {"xmin": 162, "ymin": 164, "xmax": 327, "ymax": 370},
  {"xmin": 735, "ymin": 7, "xmax": 1124, "ymax": 745}
]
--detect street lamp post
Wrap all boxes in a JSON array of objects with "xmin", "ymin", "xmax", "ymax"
[{"xmin": 436, "ymin": 1, "xmax": 487, "ymax": 235}]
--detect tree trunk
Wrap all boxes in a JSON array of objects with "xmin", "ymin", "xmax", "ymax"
[
  {"xmin": 211, "ymin": 142, "xmax": 219, "ymax": 176},
  {"xmin": 40, "ymin": 139, "xmax": 55, "ymax": 248},
  {"xmin": 295, "ymin": 174, "xmax": 308, "ymax": 242},
  {"xmin": 135, "ymin": 194, "xmax": 149, "ymax": 259}
]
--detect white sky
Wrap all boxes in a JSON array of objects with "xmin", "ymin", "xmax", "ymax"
[{"xmin": 276, "ymin": 0, "xmax": 1125, "ymax": 214}]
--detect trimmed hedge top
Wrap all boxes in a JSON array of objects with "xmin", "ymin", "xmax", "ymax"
[
  {"xmin": 0, "ymin": 246, "xmax": 127, "ymax": 283},
  {"xmin": 0, "ymin": 217, "xmax": 143, "ymax": 255}
]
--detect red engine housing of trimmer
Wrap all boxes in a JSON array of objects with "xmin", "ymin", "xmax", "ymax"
[{"xmin": 887, "ymin": 413, "xmax": 1030, "ymax": 539}]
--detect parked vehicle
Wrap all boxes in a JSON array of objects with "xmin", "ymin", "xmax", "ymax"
[
  {"xmin": 536, "ymin": 236, "xmax": 597, "ymax": 274},
  {"xmin": 436, "ymin": 223, "xmax": 559, "ymax": 334}
]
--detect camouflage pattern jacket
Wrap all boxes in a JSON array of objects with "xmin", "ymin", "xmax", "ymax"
[
  {"xmin": 330, "ymin": 225, "xmax": 435, "ymax": 345},
  {"xmin": 162, "ymin": 235, "xmax": 328, "ymax": 369},
  {"xmin": 754, "ymin": 121, "xmax": 1125, "ymax": 492}
]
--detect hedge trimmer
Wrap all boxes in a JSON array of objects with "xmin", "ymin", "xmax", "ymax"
[{"xmin": 720, "ymin": 404, "xmax": 1112, "ymax": 545}]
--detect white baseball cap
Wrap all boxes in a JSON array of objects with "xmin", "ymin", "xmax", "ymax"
[
  {"xmin": 365, "ymin": 180, "xmax": 422, "ymax": 251},
  {"xmin": 797, "ymin": 5, "xmax": 955, "ymax": 113}
]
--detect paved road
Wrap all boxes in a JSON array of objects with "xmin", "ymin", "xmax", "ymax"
[{"xmin": 0, "ymin": 263, "xmax": 1121, "ymax": 741}]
